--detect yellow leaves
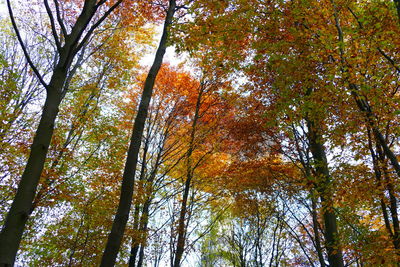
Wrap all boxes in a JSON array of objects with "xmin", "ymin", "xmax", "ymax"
[{"xmin": 215, "ymin": 156, "xmax": 296, "ymax": 203}]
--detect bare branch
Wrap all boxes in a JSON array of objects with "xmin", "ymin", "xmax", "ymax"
[
  {"xmin": 44, "ymin": 0, "xmax": 61, "ymax": 51},
  {"xmin": 53, "ymin": 0, "xmax": 67, "ymax": 36},
  {"xmin": 377, "ymin": 47, "xmax": 400, "ymax": 75},
  {"xmin": 6, "ymin": 0, "xmax": 48, "ymax": 90},
  {"xmin": 75, "ymin": 0, "xmax": 123, "ymax": 54}
]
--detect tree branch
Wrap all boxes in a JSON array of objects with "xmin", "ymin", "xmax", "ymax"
[
  {"xmin": 53, "ymin": 0, "xmax": 67, "ymax": 36},
  {"xmin": 44, "ymin": 0, "xmax": 61, "ymax": 51},
  {"xmin": 75, "ymin": 0, "xmax": 123, "ymax": 54},
  {"xmin": 6, "ymin": 0, "xmax": 48, "ymax": 90},
  {"xmin": 377, "ymin": 47, "xmax": 400, "ymax": 75}
]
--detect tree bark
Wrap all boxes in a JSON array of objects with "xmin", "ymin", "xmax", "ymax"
[
  {"xmin": 376, "ymin": 143, "xmax": 400, "ymax": 251},
  {"xmin": 0, "ymin": 88, "xmax": 62, "ymax": 266},
  {"xmin": 100, "ymin": 1, "xmax": 176, "ymax": 266},
  {"xmin": 172, "ymin": 84, "xmax": 203, "ymax": 267},
  {"xmin": 306, "ymin": 118, "xmax": 344, "ymax": 267},
  {"xmin": 0, "ymin": 1, "xmax": 121, "ymax": 264},
  {"xmin": 311, "ymin": 192, "xmax": 326, "ymax": 267}
]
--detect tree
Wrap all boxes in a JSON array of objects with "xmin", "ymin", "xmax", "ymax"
[
  {"xmin": 0, "ymin": 1, "xmax": 129, "ymax": 265},
  {"xmin": 100, "ymin": 1, "xmax": 177, "ymax": 265}
]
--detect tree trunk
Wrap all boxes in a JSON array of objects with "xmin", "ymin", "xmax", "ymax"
[
  {"xmin": 137, "ymin": 200, "xmax": 151, "ymax": 267},
  {"xmin": 173, "ymin": 175, "xmax": 192, "ymax": 267},
  {"xmin": 306, "ymin": 118, "xmax": 344, "ymax": 267},
  {"xmin": 311, "ymin": 192, "xmax": 326, "ymax": 267},
  {"xmin": 0, "ymin": 82, "xmax": 63, "ymax": 266},
  {"xmin": 172, "ymin": 85, "xmax": 203, "ymax": 267},
  {"xmin": 128, "ymin": 205, "xmax": 141, "ymax": 267},
  {"xmin": 0, "ymin": 1, "xmax": 120, "ymax": 264},
  {"xmin": 100, "ymin": 1, "xmax": 176, "ymax": 266},
  {"xmin": 376, "ymin": 143, "xmax": 400, "ymax": 251},
  {"xmin": 352, "ymin": 89, "xmax": 400, "ymax": 180}
]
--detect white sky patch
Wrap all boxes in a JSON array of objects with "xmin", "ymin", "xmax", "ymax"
[
  {"xmin": 140, "ymin": 45, "xmax": 185, "ymax": 67},
  {"xmin": 0, "ymin": 1, "xmax": 7, "ymax": 18},
  {"xmin": 139, "ymin": 24, "xmax": 187, "ymax": 68}
]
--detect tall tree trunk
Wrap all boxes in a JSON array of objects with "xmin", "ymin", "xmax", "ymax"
[
  {"xmin": 311, "ymin": 191, "xmax": 326, "ymax": 267},
  {"xmin": 0, "ymin": 88, "xmax": 62, "ymax": 266},
  {"xmin": 100, "ymin": 2, "xmax": 176, "ymax": 266},
  {"xmin": 367, "ymin": 128, "xmax": 396, "ymax": 242},
  {"xmin": 0, "ymin": 1, "xmax": 121, "ymax": 264},
  {"xmin": 128, "ymin": 205, "xmax": 141, "ymax": 267},
  {"xmin": 173, "ymin": 84, "xmax": 204, "ymax": 267},
  {"xmin": 306, "ymin": 117, "xmax": 344, "ymax": 267},
  {"xmin": 137, "ymin": 200, "xmax": 151, "ymax": 267},
  {"xmin": 129, "ymin": 136, "xmax": 150, "ymax": 267},
  {"xmin": 292, "ymin": 125, "xmax": 326, "ymax": 266},
  {"xmin": 376, "ymin": 143, "xmax": 400, "ymax": 251},
  {"xmin": 173, "ymin": 176, "xmax": 192, "ymax": 267}
]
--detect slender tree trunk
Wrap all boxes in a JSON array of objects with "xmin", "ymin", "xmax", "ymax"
[
  {"xmin": 100, "ymin": 2, "xmax": 176, "ymax": 265},
  {"xmin": 367, "ymin": 127, "xmax": 400, "ymax": 251},
  {"xmin": 128, "ymin": 205, "xmax": 141, "ymax": 267},
  {"xmin": 129, "ymin": 136, "xmax": 150, "ymax": 267},
  {"xmin": 311, "ymin": 192, "xmax": 326, "ymax": 267},
  {"xmin": 377, "ymin": 144, "xmax": 400, "ymax": 251},
  {"xmin": 306, "ymin": 118, "xmax": 344, "ymax": 267},
  {"xmin": 386, "ymin": 181, "xmax": 400, "ymax": 250},
  {"xmin": 292, "ymin": 126, "xmax": 326, "ymax": 266},
  {"xmin": 332, "ymin": 0, "xmax": 400, "ymax": 255},
  {"xmin": 137, "ymin": 200, "xmax": 151, "ymax": 267},
  {"xmin": 351, "ymin": 88, "xmax": 400, "ymax": 180},
  {"xmin": 0, "ymin": 88, "xmax": 62, "ymax": 266},
  {"xmin": 0, "ymin": 1, "xmax": 121, "ymax": 264},
  {"xmin": 173, "ymin": 175, "xmax": 192, "ymax": 267},
  {"xmin": 367, "ymin": 128, "xmax": 394, "ymax": 239},
  {"xmin": 172, "ymin": 85, "xmax": 203, "ymax": 267},
  {"xmin": 130, "ymin": 161, "xmax": 164, "ymax": 266}
]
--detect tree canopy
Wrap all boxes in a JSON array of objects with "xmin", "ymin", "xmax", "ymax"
[{"xmin": 1, "ymin": 0, "xmax": 400, "ymax": 266}]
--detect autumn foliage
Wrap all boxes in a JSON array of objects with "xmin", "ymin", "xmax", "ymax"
[{"xmin": 1, "ymin": 0, "xmax": 400, "ymax": 266}]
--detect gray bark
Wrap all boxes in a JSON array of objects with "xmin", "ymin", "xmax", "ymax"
[
  {"xmin": 0, "ymin": 1, "xmax": 121, "ymax": 265},
  {"xmin": 172, "ymin": 85, "xmax": 204, "ymax": 267},
  {"xmin": 100, "ymin": 1, "xmax": 176, "ymax": 266},
  {"xmin": 306, "ymin": 117, "xmax": 344, "ymax": 267}
]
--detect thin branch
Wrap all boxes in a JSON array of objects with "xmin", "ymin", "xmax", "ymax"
[
  {"xmin": 7, "ymin": 0, "xmax": 48, "ymax": 90},
  {"xmin": 377, "ymin": 47, "xmax": 400, "ymax": 75},
  {"xmin": 53, "ymin": 0, "xmax": 67, "ymax": 36},
  {"xmin": 75, "ymin": 0, "xmax": 123, "ymax": 53},
  {"xmin": 348, "ymin": 6, "xmax": 400, "ymax": 75},
  {"xmin": 44, "ymin": 0, "xmax": 61, "ymax": 51}
]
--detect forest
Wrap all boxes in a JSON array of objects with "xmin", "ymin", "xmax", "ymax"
[{"xmin": 0, "ymin": 0, "xmax": 399, "ymax": 266}]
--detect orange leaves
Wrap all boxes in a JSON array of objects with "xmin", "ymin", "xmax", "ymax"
[{"xmin": 224, "ymin": 156, "xmax": 296, "ymax": 194}]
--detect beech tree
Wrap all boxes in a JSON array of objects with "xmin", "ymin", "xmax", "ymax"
[{"xmin": 100, "ymin": 1, "xmax": 177, "ymax": 265}]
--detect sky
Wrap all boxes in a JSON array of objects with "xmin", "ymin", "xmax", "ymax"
[{"xmin": 0, "ymin": 2, "xmax": 6, "ymax": 18}]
